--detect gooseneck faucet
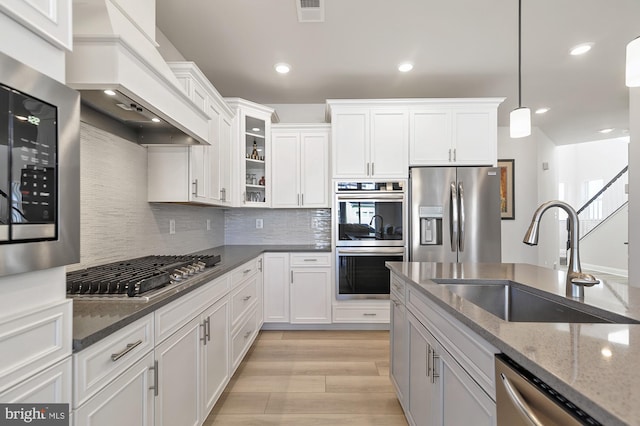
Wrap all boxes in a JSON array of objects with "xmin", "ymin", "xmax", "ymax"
[{"xmin": 523, "ymin": 200, "xmax": 599, "ymax": 299}]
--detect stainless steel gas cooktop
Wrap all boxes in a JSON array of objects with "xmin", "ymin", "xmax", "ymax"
[{"xmin": 66, "ymin": 254, "xmax": 221, "ymax": 302}]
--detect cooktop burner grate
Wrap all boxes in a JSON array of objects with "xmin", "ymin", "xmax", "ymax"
[{"xmin": 66, "ymin": 254, "xmax": 221, "ymax": 298}]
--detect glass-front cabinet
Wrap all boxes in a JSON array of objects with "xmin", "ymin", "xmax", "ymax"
[{"xmin": 226, "ymin": 98, "xmax": 274, "ymax": 207}]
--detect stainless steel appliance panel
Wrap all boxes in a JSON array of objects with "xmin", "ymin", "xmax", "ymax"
[
  {"xmin": 409, "ymin": 167, "xmax": 501, "ymax": 263},
  {"xmin": 0, "ymin": 51, "xmax": 80, "ymax": 277},
  {"xmin": 495, "ymin": 355, "xmax": 599, "ymax": 425}
]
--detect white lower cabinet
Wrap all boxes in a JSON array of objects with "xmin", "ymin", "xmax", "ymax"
[
  {"xmin": 263, "ymin": 252, "xmax": 332, "ymax": 324},
  {"xmin": 391, "ymin": 272, "xmax": 497, "ymax": 426},
  {"xmin": 0, "ymin": 357, "xmax": 71, "ymax": 404},
  {"xmin": 74, "ymin": 352, "xmax": 155, "ymax": 426},
  {"xmin": 72, "ymin": 257, "xmax": 263, "ymax": 426}
]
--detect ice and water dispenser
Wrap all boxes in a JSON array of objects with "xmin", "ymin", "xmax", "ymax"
[{"xmin": 419, "ymin": 206, "xmax": 443, "ymax": 245}]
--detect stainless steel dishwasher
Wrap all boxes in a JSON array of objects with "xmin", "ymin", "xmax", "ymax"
[{"xmin": 495, "ymin": 354, "xmax": 602, "ymax": 426}]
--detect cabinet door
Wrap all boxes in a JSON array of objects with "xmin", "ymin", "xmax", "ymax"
[
  {"xmin": 438, "ymin": 340, "xmax": 496, "ymax": 426},
  {"xmin": 207, "ymin": 102, "xmax": 222, "ymax": 202},
  {"xmin": 271, "ymin": 132, "xmax": 301, "ymax": 208},
  {"xmin": 219, "ymin": 114, "xmax": 233, "ymax": 205},
  {"xmin": 74, "ymin": 352, "xmax": 154, "ymax": 426},
  {"xmin": 370, "ymin": 109, "xmax": 408, "ymax": 178},
  {"xmin": 407, "ymin": 312, "xmax": 440, "ymax": 426},
  {"xmin": 300, "ymin": 131, "xmax": 330, "ymax": 208},
  {"xmin": 201, "ymin": 297, "xmax": 230, "ymax": 420},
  {"xmin": 390, "ymin": 293, "xmax": 408, "ymax": 408},
  {"xmin": 263, "ymin": 253, "xmax": 290, "ymax": 323},
  {"xmin": 452, "ymin": 109, "xmax": 496, "ymax": 166},
  {"xmin": 332, "ymin": 109, "xmax": 369, "ymax": 178},
  {"xmin": 155, "ymin": 317, "xmax": 201, "ymax": 426},
  {"xmin": 409, "ymin": 109, "xmax": 452, "ymax": 166},
  {"xmin": 190, "ymin": 145, "xmax": 207, "ymax": 201},
  {"xmin": 290, "ymin": 268, "xmax": 331, "ymax": 324}
]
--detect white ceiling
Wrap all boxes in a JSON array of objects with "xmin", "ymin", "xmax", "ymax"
[{"xmin": 156, "ymin": 0, "xmax": 640, "ymax": 145}]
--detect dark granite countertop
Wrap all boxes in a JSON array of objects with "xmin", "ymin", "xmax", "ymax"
[{"xmin": 71, "ymin": 244, "xmax": 330, "ymax": 352}]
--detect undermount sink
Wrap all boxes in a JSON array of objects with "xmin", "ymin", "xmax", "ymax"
[{"xmin": 437, "ymin": 282, "xmax": 639, "ymax": 324}]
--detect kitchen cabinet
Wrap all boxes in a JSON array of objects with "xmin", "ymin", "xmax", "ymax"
[
  {"xmin": 148, "ymin": 63, "xmax": 234, "ymax": 206},
  {"xmin": 390, "ymin": 276, "xmax": 408, "ymax": 410},
  {"xmin": 200, "ymin": 297, "xmax": 230, "ymax": 417},
  {"xmin": 271, "ymin": 124, "xmax": 330, "ymax": 208},
  {"xmin": 0, "ymin": 299, "xmax": 72, "ymax": 395},
  {"xmin": 226, "ymin": 98, "xmax": 275, "ymax": 207},
  {"xmin": 409, "ymin": 99, "xmax": 503, "ymax": 166},
  {"xmin": 0, "ymin": 358, "xmax": 71, "ymax": 404},
  {"xmin": 263, "ymin": 252, "xmax": 332, "ymax": 324},
  {"xmin": 0, "ymin": 0, "xmax": 72, "ymax": 51},
  {"xmin": 391, "ymin": 272, "xmax": 498, "ymax": 426},
  {"xmin": 328, "ymin": 101, "xmax": 408, "ymax": 179}
]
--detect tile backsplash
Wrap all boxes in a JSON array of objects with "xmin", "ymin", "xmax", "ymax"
[
  {"xmin": 225, "ymin": 208, "xmax": 331, "ymax": 246},
  {"xmin": 72, "ymin": 123, "xmax": 332, "ymax": 271}
]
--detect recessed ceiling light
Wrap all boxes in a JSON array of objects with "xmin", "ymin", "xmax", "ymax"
[
  {"xmin": 535, "ymin": 107, "xmax": 550, "ymax": 114},
  {"xmin": 151, "ymin": 117, "xmax": 161, "ymax": 123},
  {"xmin": 398, "ymin": 62, "xmax": 413, "ymax": 72},
  {"xmin": 599, "ymin": 127, "xmax": 614, "ymax": 134},
  {"xmin": 252, "ymin": 127, "xmax": 261, "ymax": 132},
  {"xmin": 569, "ymin": 43, "xmax": 593, "ymax": 56},
  {"xmin": 104, "ymin": 89, "xmax": 116, "ymax": 96},
  {"xmin": 274, "ymin": 63, "xmax": 291, "ymax": 74}
]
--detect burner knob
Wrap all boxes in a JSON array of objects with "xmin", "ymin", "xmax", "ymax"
[
  {"xmin": 170, "ymin": 272, "xmax": 183, "ymax": 281},
  {"xmin": 196, "ymin": 261, "xmax": 206, "ymax": 271},
  {"xmin": 179, "ymin": 267, "xmax": 192, "ymax": 276}
]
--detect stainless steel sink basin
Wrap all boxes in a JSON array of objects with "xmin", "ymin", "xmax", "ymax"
[{"xmin": 439, "ymin": 283, "xmax": 639, "ymax": 324}]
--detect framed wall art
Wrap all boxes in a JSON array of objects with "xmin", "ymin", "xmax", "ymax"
[{"xmin": 498, "ymin": 159, "xmax": 515, "ymax": 220}]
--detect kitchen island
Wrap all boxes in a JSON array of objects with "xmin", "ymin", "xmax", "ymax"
[
  {"xmin": 71, "ymin": 244, "xmax": 330, "ymax": 351},
  {"xmin": 386, "ymin": 261, "xmax": 640, "ymax": 426}
]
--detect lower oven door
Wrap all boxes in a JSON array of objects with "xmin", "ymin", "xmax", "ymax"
[{"xmin": 336, "ymin": 247, "xmax": 405, "ymax": 300}]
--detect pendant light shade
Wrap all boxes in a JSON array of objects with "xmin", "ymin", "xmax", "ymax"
[
  {"xmin": 626, "ymin": 36, "xmax": 640, "ymax": 87},
  {"xmin": 510, "ymin": 0, "xmax": 531, "ymax": 138},
  {"xmin": 510, "ymin": 107, "xmax": 531, "ymax": 138}
]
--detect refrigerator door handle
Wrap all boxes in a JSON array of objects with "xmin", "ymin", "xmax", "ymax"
[
  {"xmin": 450, "ymin": 182, "xmax": 458, "ymax": 252},
  {"xmin": 458, "ymin": 182, "xmax": 465, "ymax": 252}
]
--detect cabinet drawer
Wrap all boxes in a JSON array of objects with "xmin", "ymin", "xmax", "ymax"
[
  {"xmin": 231, "ymin": 308, "xmax": 259, "ymax": 372},
  {"xmin": 73, "ymin": 314, "xmax": 154, "ymax": 408},
  {"xmin": 230, "ymin": 275, "xmax": 258, "ymax": 327},
  {"xmin": 289, "ymin": 252, "xmax": 331, "ymax": 267},
  {"xmin": 406, "ymin": 286, "xmax": 498, "ymax": 398},
  {"xmin": 0, "ymin": 357, "xmax": 71, "ymax": 404},
  {"xmin": 231, "ymin": 258, "xmax": 259, "ymax": 287},
  {"xmin": 0, "ymin": 300, "xmax": 71, "ymax": 394},
  {"xmin": 390, "ymin": 275, "xmax": 406, "ymax": 301},
  {"xmin": 332, "ymin": 305, "xmax": 390, "ymax": 323},
  {"xmin": 155, "ymin": 274, "xmax": 230, "ymax": 343}
]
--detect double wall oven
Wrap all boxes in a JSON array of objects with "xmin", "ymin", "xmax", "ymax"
[{"xmin": 334, "ymin": 181, "xmax": 407, "ymax": 299}]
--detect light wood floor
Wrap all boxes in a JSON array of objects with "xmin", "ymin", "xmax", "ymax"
[{"xmin": 203, "ymin": 330, "xmax": 408, "ymax": 426}]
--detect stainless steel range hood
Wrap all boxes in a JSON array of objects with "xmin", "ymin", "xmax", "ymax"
[{"xmin": 66, "ymin": 0, "xmax": 210, "ymax": 145}]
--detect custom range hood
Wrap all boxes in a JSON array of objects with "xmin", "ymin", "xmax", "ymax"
[{"xmin": 66, "ymin": 0, "xmax": 209, "ymax": 145}]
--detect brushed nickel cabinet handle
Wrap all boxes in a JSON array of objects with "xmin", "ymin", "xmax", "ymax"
[
  {"xmin": 431, "ymin": 348, "xmax": 440, "ymax": 383},
  {"xmin": 192, "ymin": 179, "xmax": 198, "ymax": 196},
  {"xmin": 149, "ymin": 360, "xmax": 159, "ymax": 397},
  {"xmin": 111, "ymin": 339, "xmax": 143, "ymax": 361},
  {"xmin": 363, "ymin": 313, "xmax": 377, "ymax": 316}
]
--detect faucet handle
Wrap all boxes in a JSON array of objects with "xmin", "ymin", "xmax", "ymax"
[{"xmin": 570, "ymin": 273, "xmax": 600, "ymax": 287}]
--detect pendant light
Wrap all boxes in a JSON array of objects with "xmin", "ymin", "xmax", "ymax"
[
  {"xmin": 510, "ymin": 0, "xmax": 531, "ymax": 138},
  {"xmin": 626, "ymin": 36, "xmax": 640, "ymax": 87}
]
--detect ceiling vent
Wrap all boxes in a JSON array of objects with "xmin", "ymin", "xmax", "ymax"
[{"xmin": 297, "ymin": 0, "xmax": 324, "ymax": 22}]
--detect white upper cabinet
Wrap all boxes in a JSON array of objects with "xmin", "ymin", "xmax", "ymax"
[
  {"xmin": 328, "ymin": 101, "xmax": 408, "ymax": 179},
  {"xmin": 271, "ymin": 124, "xmax": 330, "ymax": 208},
  {"xmin": 0, "ymin": 0, "xmax": 72, "ymax": 50},
  {"xmin": 409, "ymin": 99, "xmax": 504, "ymax": 167},
  {"xmin": 148, "ymin": 62, "xmax": 234, "ymax": 206}
]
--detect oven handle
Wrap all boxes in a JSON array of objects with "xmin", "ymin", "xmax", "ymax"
[
  {"xmin": 337, "ymin": 247, "xmax": 405, "ymax": 255},
  {"xmin": 335, "ymin": 194, "xmax": 405, "ymax": 200}
]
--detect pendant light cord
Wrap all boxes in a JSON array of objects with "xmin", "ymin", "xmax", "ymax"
[{"xmin": 518, "ymin": 0, "xmax": 522, "ymax": 108}]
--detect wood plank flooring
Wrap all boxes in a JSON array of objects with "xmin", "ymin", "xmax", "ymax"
[{"xmin": 203, "ymin": 330, "xmax": 408, "ymax": 426}]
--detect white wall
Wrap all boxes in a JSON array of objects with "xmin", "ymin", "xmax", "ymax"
[
  {"xmin": 156, "ymin": 28, "xmax": 187, "ymax": 62},
  {"xmin": 629, "ymin": 88, "xmax": 640, "ymax": 286},
  {"xmin": 536, "ymin": 128, "xmax": 561, "ymax": 269},
  {"xmin": 581, "ymin": 204, "xmax": 628, "ymax": 275}
]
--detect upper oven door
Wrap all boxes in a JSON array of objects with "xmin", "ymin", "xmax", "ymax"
[{"xmin": 335, "ymin": 193, "xmax": 405, "ymax": 246}]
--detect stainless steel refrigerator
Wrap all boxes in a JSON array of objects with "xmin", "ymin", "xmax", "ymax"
[{"xmin": 409, "ymin": 167, "xmax": 502, "ymax": 262}]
